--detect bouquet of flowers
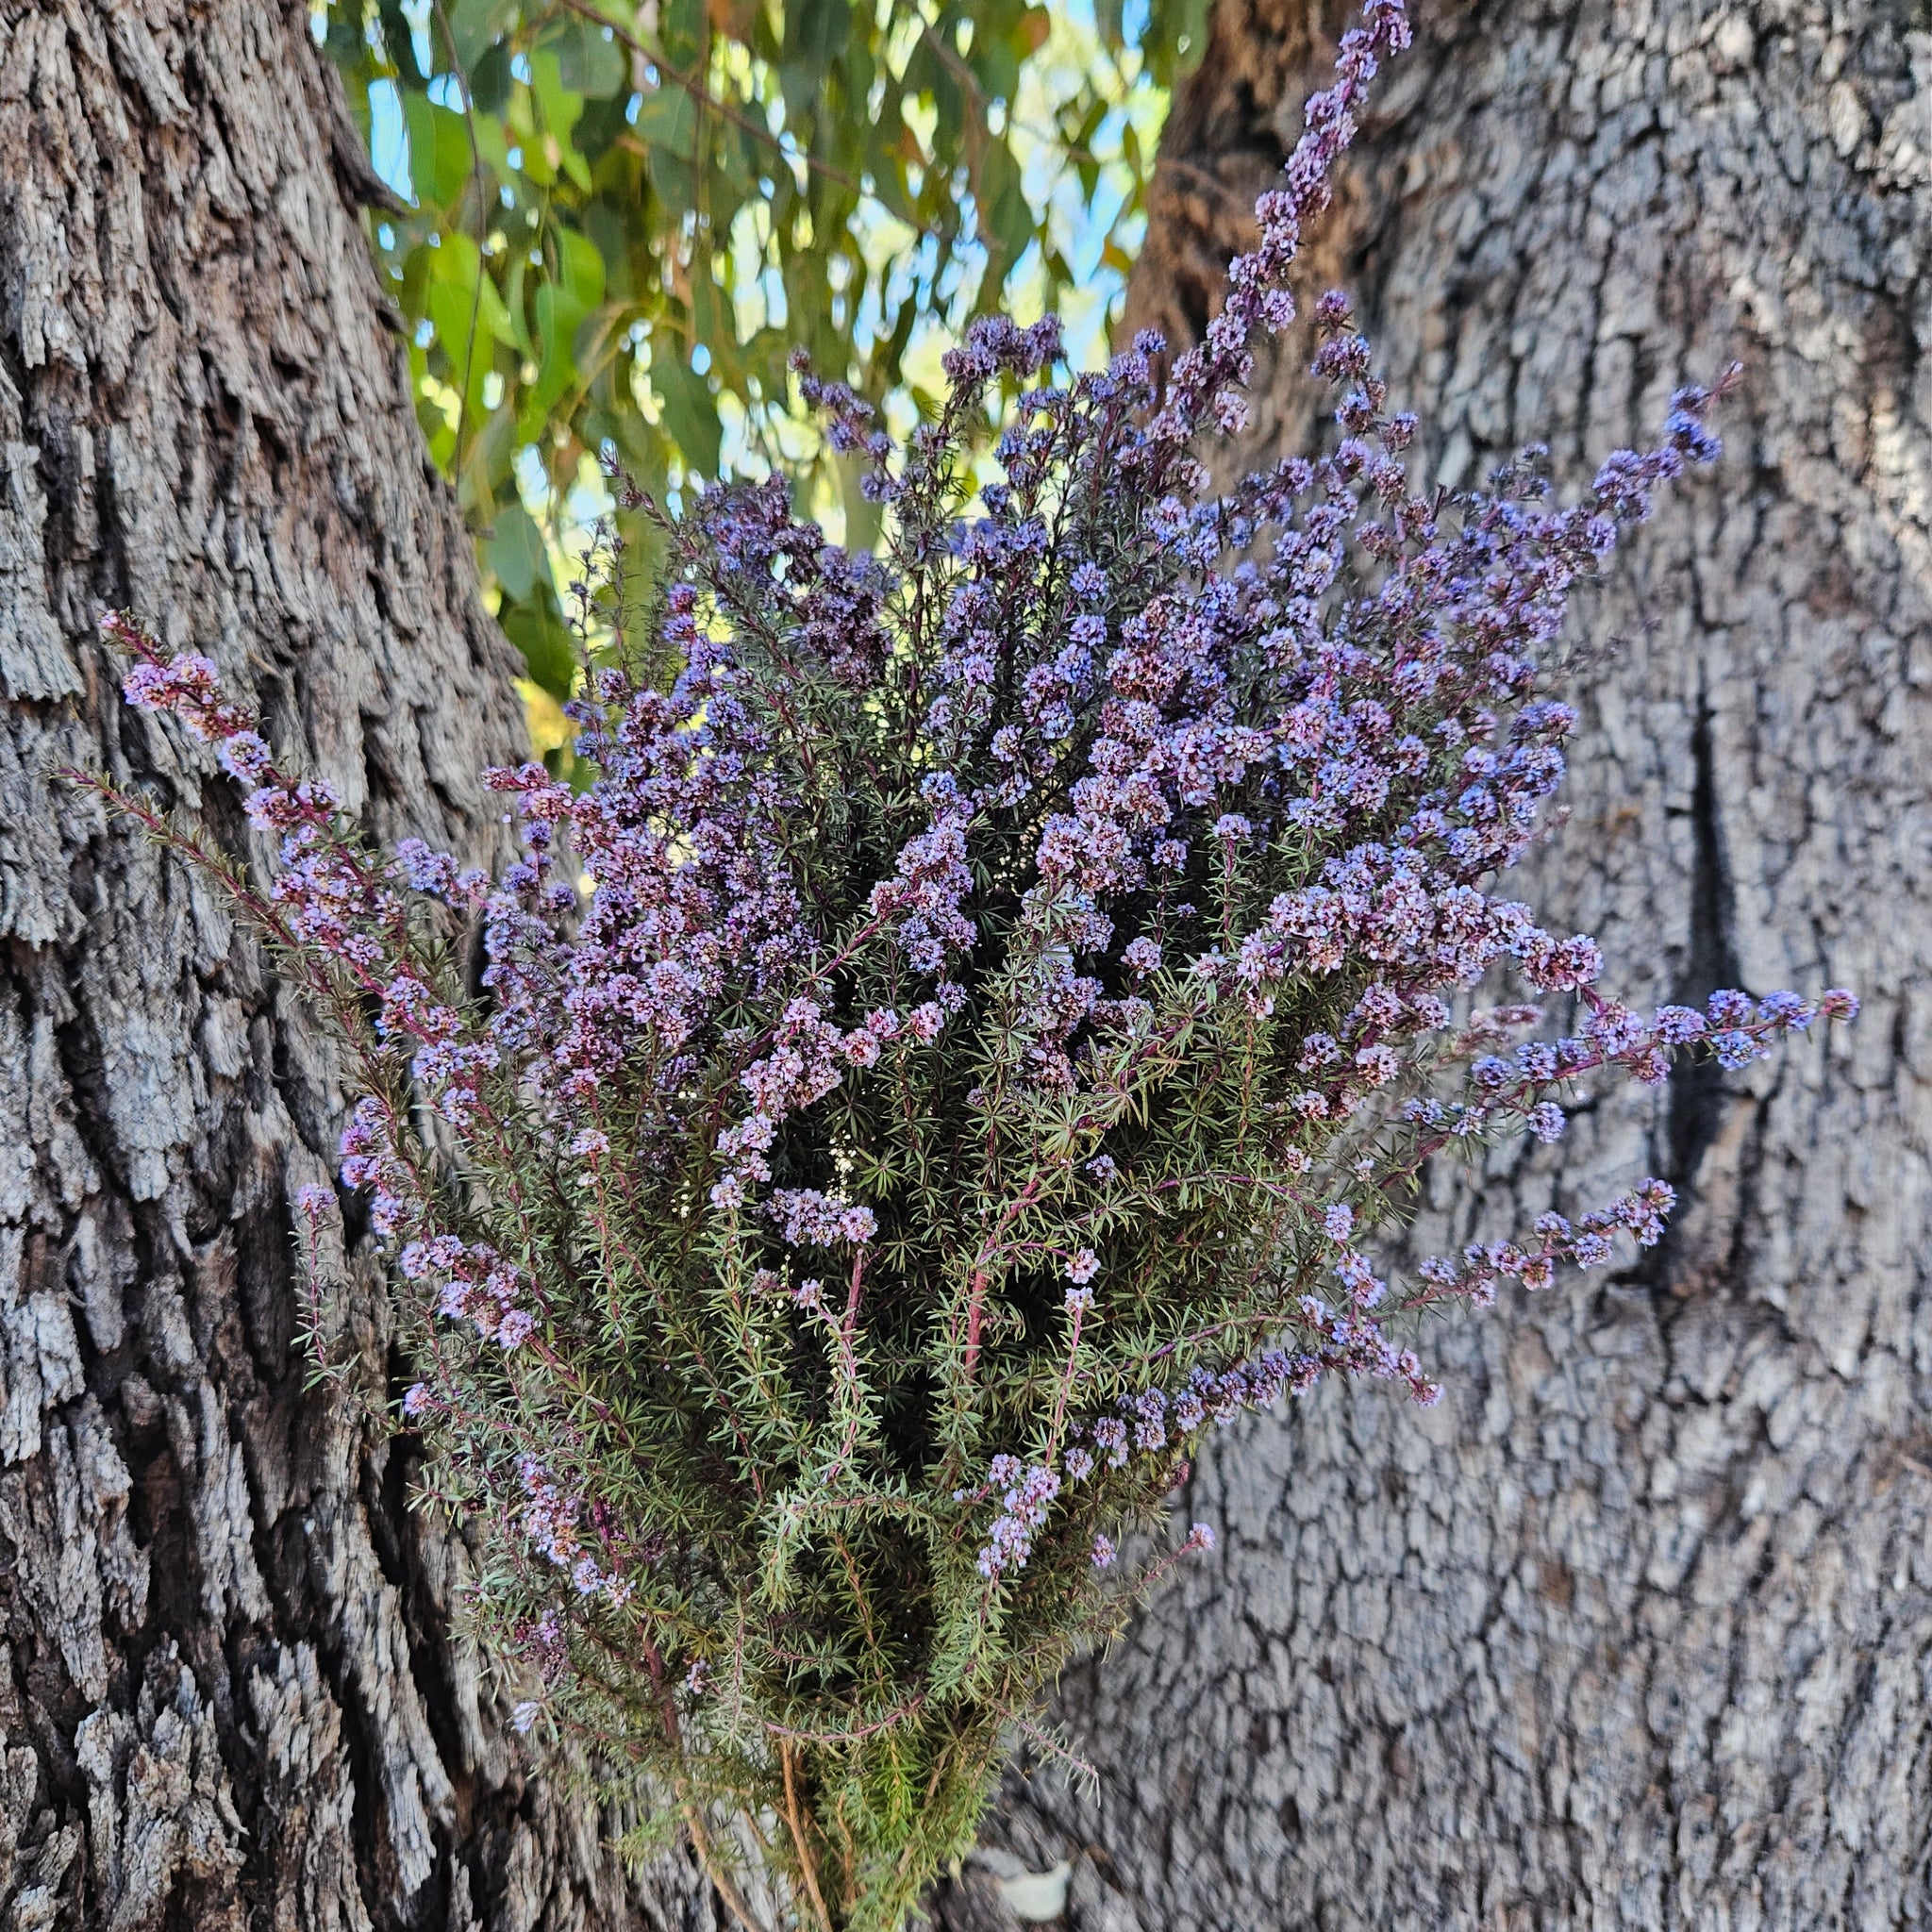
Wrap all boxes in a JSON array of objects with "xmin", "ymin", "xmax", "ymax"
[{"xmin": 82, "ymin": 4, "xmax": 1854, "ymax": 1923}]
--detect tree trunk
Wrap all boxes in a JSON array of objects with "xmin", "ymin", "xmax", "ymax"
[
  {"xmin": 0, "ymin": 6, "xmax": 710, "ymax": 1925},
  {"xmin": 946, "ymin": 1, "xmax": 1932, "ymax": 1925}
]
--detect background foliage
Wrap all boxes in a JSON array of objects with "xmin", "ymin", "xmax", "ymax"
[{"xmin": 316, "ymin": 0, "xmax": 1191, "ymax": 721}]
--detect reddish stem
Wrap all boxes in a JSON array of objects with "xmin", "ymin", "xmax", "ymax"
[{"xmin": 962, "ymin": 1270, "xmax": 990, "ymax": 1379}]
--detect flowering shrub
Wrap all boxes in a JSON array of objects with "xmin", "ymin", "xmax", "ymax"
[{"xmin": 83, "ymin": 4, "xmax": 1857, "ymax": 1925}]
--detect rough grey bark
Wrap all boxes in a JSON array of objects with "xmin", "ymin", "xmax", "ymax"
[
  {"xmin": 945, "ymin": 1, "xmax": 1932, "ymax": 1926},
  {"xmin": 0, "ymin": 5, "xmax": 712, "ymax": 1926}
]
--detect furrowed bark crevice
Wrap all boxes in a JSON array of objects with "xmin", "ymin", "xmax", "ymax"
[{"xmin": 1631, "ymin": 686, "xmax": 1744, "ymax": 1299}]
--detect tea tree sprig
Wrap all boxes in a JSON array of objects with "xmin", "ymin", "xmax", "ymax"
[{"xmin": 84, "ymin": 5, "xmax": 1857, "ymax": 1924}]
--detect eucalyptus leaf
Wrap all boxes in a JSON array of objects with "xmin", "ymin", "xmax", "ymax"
[
  {"xmin": 653, "ymin": 351, "xmax": 724, "ymax": 478},
  {"xmin": 488, "ymin": 502, "xmax": 554, "ymax": 601},
  {"xmin": 542, "ymin": 16, "xmax": 627, "ymax": 96}
]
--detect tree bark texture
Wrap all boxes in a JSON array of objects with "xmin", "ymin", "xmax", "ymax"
[
  {"xmin": 0, "ymin": 6, "xmax": 713, "ymax": 1926},
  {"xmin": 946, "ymin": 1, "xmax": 1932, "ymax": 1926}
]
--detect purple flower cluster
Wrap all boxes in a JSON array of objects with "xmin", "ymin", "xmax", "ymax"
[
  {"xmin": 518, "ymin": 1456, "xmax": 632, "ymax": 1604},
  {"xmin": 768, "ymin": 1189, "xmax": 877, "ymax": 1248},
  {"xmin": 975, "ymin": 1456, "xmax": 1063, "ymax": 1579}
]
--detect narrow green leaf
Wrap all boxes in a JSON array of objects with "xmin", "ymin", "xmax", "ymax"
[
  {"xmin": 652, "ymin": 351, "xmax": 723, "ymax": 477},
  {"xmin": 402, "ymin": 94, "xmax": 477, "ymax": 210},
  {"xmin": 487, "ymin": 501, "xmax": 553, "ymax": 601}
]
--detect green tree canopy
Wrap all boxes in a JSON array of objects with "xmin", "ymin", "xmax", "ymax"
[{"xmin": 318, "ymin": 0, "xmax": 1196, "ymax": 709}]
